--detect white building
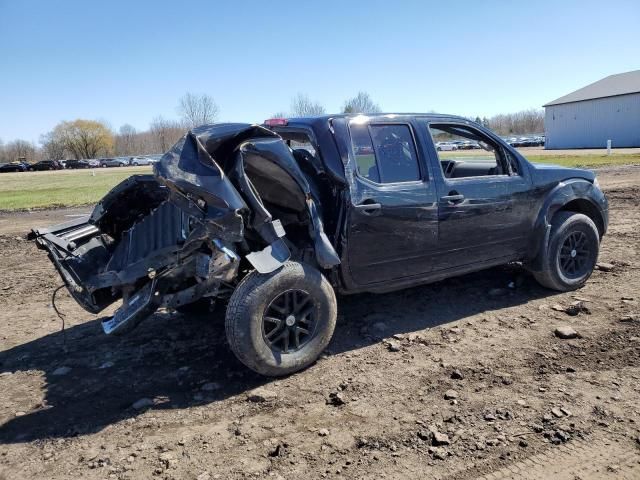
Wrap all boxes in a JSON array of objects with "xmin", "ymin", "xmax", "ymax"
[{"xmin": 543, "ymin": 70, "xmax": 640, "ymax": 149}]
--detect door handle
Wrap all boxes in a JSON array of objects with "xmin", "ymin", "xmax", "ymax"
[
  {"xmin": 441, "ymin": 194, "xmax": 465, "ymax": 204},
  {"xmin": 355, "ymin": 202, "xmax": 382, "ymax": 214}
]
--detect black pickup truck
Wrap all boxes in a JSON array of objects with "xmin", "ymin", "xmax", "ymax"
[{"xmin": 30, "ymin": 114, "xmax": 608, "ymax": 376}]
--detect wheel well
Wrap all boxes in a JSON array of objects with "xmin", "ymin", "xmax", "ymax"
[{"xmin": 557, "ymin": 199, "xmax": 605, "ymax": 238}]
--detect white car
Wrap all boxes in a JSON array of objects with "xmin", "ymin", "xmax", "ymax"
[
  {"xmin": 436, "ymin": 142, "xmax": 458, "ymax": 151},
  {"xmin": 129, "ymin": 156, "xmax": 152, "ymax": 166}
]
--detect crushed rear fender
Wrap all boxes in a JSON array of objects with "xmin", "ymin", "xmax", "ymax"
[{"xmin": 30, "ymin": 123, "xmax": 339, "ymax": 335}]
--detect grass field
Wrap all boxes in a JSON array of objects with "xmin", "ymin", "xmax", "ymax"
[
  {"xmin": 1, "ymin": 152, "xmax": 639, "ymax": 211},
  {"xmin": 0, "ymin": 166, "xmax": 151, "ymax": 211},
  {"xmin": 526, "ymin": 153, "xmax": 640, "ymax": 168}
]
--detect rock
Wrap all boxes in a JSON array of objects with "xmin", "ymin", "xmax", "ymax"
[
  {"xmin": 98, "ymin": 361, "xmax": 114, "ymax": 369},
  {"xmin": 431, "ymin": 430, "xmax": 450, "ymax": 446},
  {"xmin": 0, "ymin": 371, "xmax": 13, "ymax": 377},
  {"xmin": 554, "ymin": 326, "xmax": 579, "ymax": 339},
  {"xmin": 197, "ymin": 473, "xmax": 211, "ymax": 480},
  {"xmin": 517, "ymin": 399, "xmax": 527, "ymax": 407},
  {"xmin": 596, "ymin": 262, "xmax": 615, "ymax": 272},
  {"xmin": 43, "ymin": 452, "xmax": 53, "ymax": 460},
  {"xmin": 620, "ymin": 314, "xmax": 636, "ymax": 323},
  {"xmin": 565, "ymin": 301, "xmax": 590, "ymax": 316},
  {"xmin": 247, "ymin": 387, "xmax": 277, "ymax": 403},
  {"xmin": 318, "ymin": 428, "xmax": 329, "ymax": 437},
  {"xmin": 385, "ymin": 340, "xmax": 401, "ymax": 352},
  {"xmin": 201, "ymin": 382, "xmax": 221, "ymax": 392},
  {"xmin": 551, "ymin": 407, "xmax": 564, "ymax": 418},
  {"xmin": 132, "ymin": 398, "xmax": 154, "ymax": 410},
  {"xmin": 519, "ymin": 439, "xmax": 528, "ymax": 448},
  {"xmin": 551, "ymin": 304, "xmax": 566, "ymax": 312},
  {"xmin": 52, "ymin": 366, "xmax": 71, "ymax": 376},
  {"xmin": 560, "ymin": 407, "xmax": 572, "ymax": 416},
  {"xmin": 484, "ymin": 413, "xmax": 496, "ymax": 422},
  {"xmin": 450, "ymin": 369, "xmax": 464, "ymax": 380},
  {"xmin": 444, "ymin": 389, "xmax": 458, "ymax": 400},
  {"xmin": 429, "ymin": 446, "xmax": 447, "ymax": 460},
  {"xmin": 327, "ymin": 392, "xmax": 346, "ymax": 406},
  {"xmin": 531, "ymin": 423, "xmax": 544, "ymax": 433},
  {"xmin": 15, "ymin": 411, "xmax": 26, "ymax": 417}
]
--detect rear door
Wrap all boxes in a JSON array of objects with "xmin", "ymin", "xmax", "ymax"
[{"xmin": 341, "ymin": 118, "xmax": 439, "ymax": 286}]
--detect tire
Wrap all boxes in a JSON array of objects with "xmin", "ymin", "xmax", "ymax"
[
  {"xmin": 533, "ymin": 211, "xmax": 599, "ymax": 291},
  {"xmin": 225, "ymin": 261, "xmax": 337, "ymax": 376}
]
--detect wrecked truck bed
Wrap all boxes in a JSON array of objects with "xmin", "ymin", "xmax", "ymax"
[{"xmin": 31, "ymin": 123, "xmax": 339, "ymax": 343}]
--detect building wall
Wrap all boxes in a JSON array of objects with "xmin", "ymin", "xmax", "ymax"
[{"xmin": 544, "ymin": 93, "xmax": 640, "ymax": 149}]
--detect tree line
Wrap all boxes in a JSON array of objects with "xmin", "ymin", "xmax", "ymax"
[{"xmin": 0, "ymin": 91, "xmax": 544, "ymax": 163}]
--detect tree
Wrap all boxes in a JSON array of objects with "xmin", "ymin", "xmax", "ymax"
[
  {"xmin": 342, "ymin": 92, "xmax": 381, "ymax": 114},
  {"xmin": 178, "ymin": 92, "xmax": 219, "ymax": 128},
  {"xmin": 4, "ymin": 139, "xmax": 37, "ymax": 162},
  {"xmin": 48, "ymin": 120, "xmax": 114, "ymax": 159},
  {"xmin": 115, "ymin": 124, "xmax": 138, "ymax": 156},
  {"xmin": 40, "ymin": 132, "xmax": 66, "ymax": 160},
  {"xmin": 290, "ymin": 93, "xmax": 325, "ymax": 117},
  {"xmin": 150, "ymin": 116, "xmax": 184, "ymax": 153}
]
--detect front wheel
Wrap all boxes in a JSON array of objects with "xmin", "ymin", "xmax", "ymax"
[
  {"xmin": 533, "ymin": 211, "xmax": 599, "ymax": 291},
  {"xmin": 225, "ymin": 261, "xmax": 337, "ymax": 376}
]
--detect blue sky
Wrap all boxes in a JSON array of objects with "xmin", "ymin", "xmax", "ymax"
[{"xmin": 1, "ymin": 0, "xmax": 639, "ymax": 143}]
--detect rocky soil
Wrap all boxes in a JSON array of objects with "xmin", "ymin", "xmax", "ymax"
[{"xmin": 0, "ymin": 167, "xmax": 639, "ymax": 479}]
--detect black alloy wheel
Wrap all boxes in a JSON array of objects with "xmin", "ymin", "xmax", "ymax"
[{"xmin": 262, "ymin": 289, "xmax": 316, "ymax": 354}]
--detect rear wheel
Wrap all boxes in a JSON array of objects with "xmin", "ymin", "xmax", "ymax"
[
  {"xmin": 533, "ymin": 211, "xmax": 599, "ymax": 291},
  {"xmin": 225, "ymin": 261, "xmax": 337, "ymax": 376}
]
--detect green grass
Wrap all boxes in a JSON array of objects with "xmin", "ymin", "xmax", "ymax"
[
  {"xmin": 524, "ymin": 153, "xmax": 640, "ymax": 168},
  {"xmin": 0, "ymin": 166, "xmax": 151, "ymax": 211},
  {"xmin": 1, "ymin": 152, "xmax": 639, "ymax": 211}
]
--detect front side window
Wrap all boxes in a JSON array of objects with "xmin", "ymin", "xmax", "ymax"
[
  {"xmin": 428, "ymin": 123, "xmax": 516, "ymax": 179},
  {"xmin": 350, "ymin": 123, "xmax": 420, "ymax": 183}
]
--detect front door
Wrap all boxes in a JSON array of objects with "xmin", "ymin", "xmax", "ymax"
[
  {"xmin": 425, "ymin": 122, "xmax": 529, "ymax": 270},
  {"xmin": 342, "ymin": 119, "xmax": 439, "ymax": 286}
]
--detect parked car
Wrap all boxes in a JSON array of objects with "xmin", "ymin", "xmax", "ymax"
[
  {"xmin": 129, "ymin": 156, "xmax": 152, "ymax": 166},
  {"xmin": 436, "ymin": 141, "xmax": 458, "ymax": 151},
  {"xmin": 29, "ymin": 160, "xmax": 64, "ymax": 171},
  {"xmin": 30, "ymin": 115, "xmax": 608, "ymax": 377},
  {"xmin": 99, "ymin": 158, "xmax": 128, "ymax": 167},
  {"xmin": 0, "ymin": 162, "xmax": 29, "ymax": 173},
  {"xmin": 64, "ymin": 159, "xmax": 92, "ymax": 169}
]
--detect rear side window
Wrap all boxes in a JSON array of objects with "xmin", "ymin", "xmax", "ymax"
[{"xmin": 350, "ymin": 123, "xmax": 420, "ymax": 183}]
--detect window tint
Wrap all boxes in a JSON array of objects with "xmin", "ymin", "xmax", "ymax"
[
  {"xmin": 428, "ymin": 124, "xmax": 513, "ymax": 179},
  {"xmin": 350, "ymin": 123, "xmax": 420, "ymax": 183}
]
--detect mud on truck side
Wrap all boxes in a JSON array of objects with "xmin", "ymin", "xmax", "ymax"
[{"xmin": 30, "ymin": 123, "xmax": 342, "ymax": 376}]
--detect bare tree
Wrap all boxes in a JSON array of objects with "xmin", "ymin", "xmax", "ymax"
[
  {"xmin": 290, "ymin": 93, "xmax": 325, "ymax": 117},
  {"xmin": 40, "ymin": 132, "xmax": 67, "ymax": 160},
  {"xmin": 177, "ymin": 93, "xmax": 220, "ymax": 129},
  {"xmin": 115, "ymin": 124, "xmax": 138, "ymax": 156},
  {"xmin": 150, "ymin": 116, "xmax": 185, "ymax": 153},
  {"xmin": 3, "ymin": 139, "xmax": 37, "ymax": 162},
  {"xmin": 486, "ymin": 109, "xmax": 544, "ymax": 135},
  {"xmin": 342, "ymin": 91, "xmax": 381, "ymax": 114}
]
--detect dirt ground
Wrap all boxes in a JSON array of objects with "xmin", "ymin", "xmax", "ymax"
[{"xmin": 1, "ymin": 167, "xmax": 639, "ymax": 480}]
